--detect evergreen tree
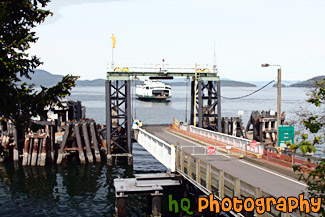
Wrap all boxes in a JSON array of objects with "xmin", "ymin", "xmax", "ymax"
[
  {"xmin": 288, "ymin": 79, "xmax": 325, "ymax": 216},
  {"xmin": 0, "ymin": 0, "xmax": 78, "ymax": 130}
]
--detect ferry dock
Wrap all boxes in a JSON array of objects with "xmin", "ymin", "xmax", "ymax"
[{"xmin": 0, "ymin": 64, "xmax": 321, "ymax": 217}]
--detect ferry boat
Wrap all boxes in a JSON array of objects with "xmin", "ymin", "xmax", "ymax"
[{"xmin": 136, "ymin": 80, "xmax": 171, "ymax": 101}]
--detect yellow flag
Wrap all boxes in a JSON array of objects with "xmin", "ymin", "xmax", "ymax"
[{"xmin": 111, "ymin": 34, "xmax": 116, "ymax": 48}]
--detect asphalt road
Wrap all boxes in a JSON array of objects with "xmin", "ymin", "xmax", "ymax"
[{"xmin": 144, "ymin": 126, "xmax": 307, "ymax": 198}]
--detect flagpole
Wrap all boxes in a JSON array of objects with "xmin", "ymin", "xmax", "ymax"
[
  {"xmin": 111, "ymin": 34, "xmax": 116, "ymax": 69},
  {"xmin": 111, "ymin": 47, "xmax": 114, "ymax": 69}
]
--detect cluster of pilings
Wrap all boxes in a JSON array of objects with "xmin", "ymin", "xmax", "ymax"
[
  {"xmin": 221, "ymin": 117, "xmax": 246, "ymax": 138},
  {"xmin": 0, "ymin": 119, "xmax": 105, "ymax": 166},
  {"xmin": 246, "ymin": 110, "xmax": 285, "ymax": 143},
  {"xmin": 0, "ymin": 118, "xmax": 19, "ymax": 162},
  {"xmin": 57, "ymin": 120, "xmax": 103, "ymax": 164},
  {"xmin": 0, "ymin": 100, "xmax": 110, "ymax": 166},
  {"xmin": 22, "ymin": 133, "xmax": 49, "ymax": 166},
  {"xmin": 219, "ymin": 110, "xmax": 286, "ymax": 143}
]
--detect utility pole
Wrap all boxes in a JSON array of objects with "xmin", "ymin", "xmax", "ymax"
[
  {"xmin": 277, "ymin": 67, "xmax": 282, "ymax": 144},
  {"xmin": 261, "ymin": 64, "xmax": 281, "ymax": 145}
]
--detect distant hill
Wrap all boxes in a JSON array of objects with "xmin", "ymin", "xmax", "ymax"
[
  {"xmin": 272, "ymin": 83, "xmax": 286, "ymax": 87},
  {"xmin": 248, "ymin": 80, "xmax": 300, "ymax": 87},
  {"xmin": 18, "ymin": 69, "xmax": 65, "ymax": 86},
  {"xmin": 18, "ymin": 70, "xmax": 255, "ymax": 87},
  {"xmin": 76, "ymin": 79, "xmax": 105, "ymax": 86},
  {"xmin": 221, "ymin": 80, "xmax": 256, "ymax": 87},
  {"xmin": 17, "ymin": 69, "xmax": 108, "ymax": 87},
  {"xmin": 77, "ymin": 79, "xmax": 143, "ymax": 86},
  {"xmin": 290, "ymin": 75, "xmax": 325, "ymax": 87},
  {"xmin": 167, "ymin": 79, "xmax": 256, "ymax": 87}
]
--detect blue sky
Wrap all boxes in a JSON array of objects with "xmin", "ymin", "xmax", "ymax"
[{"xmin": 30, "ymin": 0, "xmax": 325, "ymax": 81}]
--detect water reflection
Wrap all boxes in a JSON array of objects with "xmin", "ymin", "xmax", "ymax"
[{"xmin": 0, "ymin": 162, "xmax": 139, "ymax": 216}]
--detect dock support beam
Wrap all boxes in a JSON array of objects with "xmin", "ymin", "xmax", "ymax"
[
  {"xmin": 82, "ymin": 123, "xmax": 94, "ymax": 163},
  {"xmin": 105, "ymin": 79, "xmax": 133, "ymax": 165},
  {"xmin": 190, "ymin": 79, "xmax": 221, "ymax": 132},
  {"xmin": 74, "ymin": 124, "xmax": 86, "ymax": 164},
  {"xmin": 90, "ymin": 122, "xmax": 101, "ymax": 162},
  {"xmin": 13, "ymin": 125, "xmax": 19, "ymax": 161},
  {"xmin": 151, "ymin": 191, "xmax": 163, "ymax": 217},
  {"xmin": 115, "ymin": 193, "xmax": 128, "ymax": 217},
  {"xmin": 105, "ymin": 81, "xmax": 113, "ymax": 165}
]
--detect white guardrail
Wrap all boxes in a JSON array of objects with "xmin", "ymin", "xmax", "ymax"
[
  {"xmin": 137, "ymin": 128, "xmax": 176, "ymax": 172},
  {"xmin": 181, "ymin": 125, "xmax": 264, "ymax": 155}
]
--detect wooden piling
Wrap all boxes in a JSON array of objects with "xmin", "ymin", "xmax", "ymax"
[
  {"xmin": 74, "ymin": 123, "xmax": 86, "ymax": 164},
  {"xmin": 37, "ymin": 137, "xmax": 42, "ymax": 166},
  {"xmin": 151, "ymin": 191, "xmax": 163, "ymax": 217},
  {"xmin": 40, "ymin": 136, "xmax": 47, "ymax": 166},
  {"xmin": 13, "ymin": 126, "xmax": 19, "ymax": 161},
  {"xmin": 31, "ymin": 138, "xmax": 39, "ymax": 166},
  {"xmin": 2, "ymin": 135, "xmax": 9, "ymax": 148},
  {"xmin": 27, "ymin": 137, "xmax": 33, "ymax": 165},
  {"xmin": 115, "ymin": 193, "xmax": 128, "ymax": 217},
  {"xmin": 57, "ymin": 124, "xmax": 70, "ymax": 164},
  {"xmin": 22, "ymin": 137, "xmax": 30, "ymax": 166},
  {"xmin": 90, "ymin": 122, "xmax": 101, "ymax": 162},
  {"xmin": 82, "ymin": 123, "xmax": 93, "ymax": 163},
  {"xmin": 50, "ymin": 125, "xmax": 54, "ymax": 162}
]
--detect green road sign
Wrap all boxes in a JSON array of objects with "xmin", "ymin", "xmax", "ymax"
[{"xmin": 278, "ymin": 125, "xmax": 295, "ymax": 147}]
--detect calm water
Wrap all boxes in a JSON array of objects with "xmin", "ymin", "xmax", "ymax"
[
  {"xmin": 0, "ymin": 85, "xmax": 324, "ymax": 216},
  {"xmin": 71, "ymin": 85, "xmax": 324, "ymax": 156}
]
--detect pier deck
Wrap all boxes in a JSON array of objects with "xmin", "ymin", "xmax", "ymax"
[{"xmin": 143, "ymin": 125, "xmax": 307, "ymax": 198}]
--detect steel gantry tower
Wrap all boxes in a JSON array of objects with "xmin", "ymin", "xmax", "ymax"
[
  {"xmin": 190, "ymin": 79, "xmax": 221, "ymax": 131},
  {"xmin": 106, "ymin": 64, "xmax": 221, "ymax": 165}
]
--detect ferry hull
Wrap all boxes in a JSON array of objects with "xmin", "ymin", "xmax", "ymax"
[{"xmin": 136, "ymin": 95, "xmax": 171, "ymax": 101}]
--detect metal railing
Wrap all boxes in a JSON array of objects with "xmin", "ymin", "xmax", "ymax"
[
  {"xmin": 107, "ymin": 62, "xmax": 213, "ymax": 73},
  {"xmin": 184, "ymin": 125, "xmax": 264, "ymax": 155},
  {"xmin": 177, "ymin": 148, "xmax": 315, "ymax": 217},
  {"xmin": 136, "ymin": 128, "xmax": 176, "ymax": 172}
]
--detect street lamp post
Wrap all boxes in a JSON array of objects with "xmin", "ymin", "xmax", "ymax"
[{"xmin": 261, "ymin": 64, "xmax": 281, "ymax": 145}]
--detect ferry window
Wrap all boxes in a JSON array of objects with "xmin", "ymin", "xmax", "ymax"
[{"xmin": 146, "ymin": 87, "xmax": 149, "ymax": 89}]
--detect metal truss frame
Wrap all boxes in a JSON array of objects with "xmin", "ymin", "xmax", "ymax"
[
  {"xmin": 190, "ymin": 80, "xmax": 221, "ymax": 132},
  {"xmin": 105, "ymin": 80, "xmax": 132, "ymax": 157}
]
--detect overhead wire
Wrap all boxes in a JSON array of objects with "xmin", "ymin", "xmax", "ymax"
[{"xmin": 221, "ymin": 80, "xmax": 275, "ymax": 100}]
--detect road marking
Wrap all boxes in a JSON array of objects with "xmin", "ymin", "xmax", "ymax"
[
  {"xmin": 165, "ymin": 131, "xmax": 231, "ymax": 159},
  {"xmin": 239, "ymin": 160, "xmax": 308, "ymax": 187},
  {"xmin": 164, "ymin": 131, "xmax": 307, "ymax": 187}
]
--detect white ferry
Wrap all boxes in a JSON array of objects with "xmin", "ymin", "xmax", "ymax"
[{"xmin": 136, "ymin": 80, "xmax": 171, "ymax": 101}]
